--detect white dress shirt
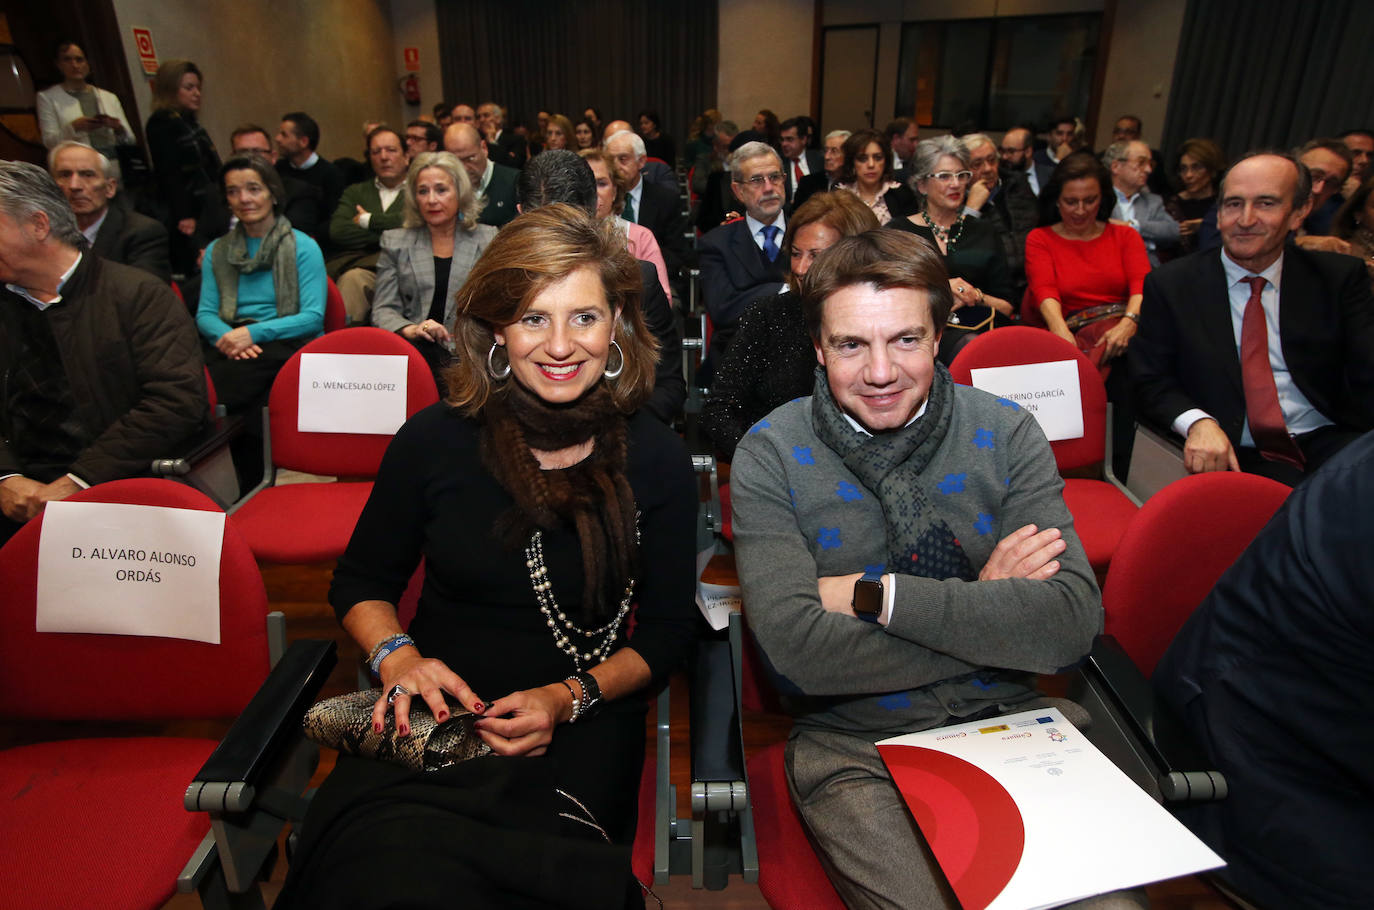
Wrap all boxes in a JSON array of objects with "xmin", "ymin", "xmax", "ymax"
[{"xmin": 745, "ymin": 211, "xmax": 786, "ymax": 253}]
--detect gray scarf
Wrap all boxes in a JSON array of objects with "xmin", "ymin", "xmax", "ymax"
[
  {"xmin": 211, "ymin": 216, "xmax": 299, "ymax": 325},
  {"xmin": 810, "ymin": 362, "xmax": 976, "ymax": 580}
]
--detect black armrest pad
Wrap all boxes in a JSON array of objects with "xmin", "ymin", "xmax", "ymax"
[
  {"xmin": 689, "ymin": 634, "xmax": 745, "ymax": 784},
  {"xmin": 192, "ymin": 639, "xmax": 337, "ymax": 788},
  {"xmin": 1086, "ymin": 635, "xmax": 1213, "ymax": 775},
  {"xmin": 152, "ymin": 415, "xmax": 244, "ymax": 475}
]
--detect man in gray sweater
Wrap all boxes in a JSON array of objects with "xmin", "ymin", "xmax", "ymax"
[{"xmin": 732, "ymin": 230, "xmax": 1106, "ymax": 909}]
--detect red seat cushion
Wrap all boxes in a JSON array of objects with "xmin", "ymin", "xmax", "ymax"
[
  {"xmin": 1061, "ymin": 478, "xmax": 1137, "ymax": 573},
  {"xmin": 720, "ymin": 482, "xmax": 733, "ymax": 541},
  {"xmin": 231, "ymin": 481, "xmax": 374, "ymax": 563},
  {"xmin": 748, "ymin": 743, "xmax": 846, "ymax": 910},
  {"xmin": 0, "ymin": 737, "xmax": 217, "ymax": 910},
  {"xmin": 631, "ymin": 752, "xmax": 655, "ymax": 889}
]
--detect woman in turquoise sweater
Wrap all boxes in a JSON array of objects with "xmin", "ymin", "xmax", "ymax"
[{"xmin": 197, "ymin": 154, "xmax": 325, "ymax": 414}]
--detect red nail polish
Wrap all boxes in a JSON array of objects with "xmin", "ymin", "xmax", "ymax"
[
  {"xmin": 474, "ymin": 702, "xmax": 485, "ymax": 714},
  {"xmin": 399, "ymin": 725, "xmax": 408, "ymax": 737},
  {"xmin": 437, "ymin": 711, "xmax": 448, "ymax": 722},
  {"xmin": 374, "ymin": 721, "xmax": 382, "ymax": 734}
]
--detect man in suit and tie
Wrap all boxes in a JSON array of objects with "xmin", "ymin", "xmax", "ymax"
[
  {"xmin": 792, "ymin": 130, "xmax": 850, "ymax": 211},
  {"xmin": 780, "ymin": 117, "xmax": 823, "ymax": 206},
  {"xmin": 477, "ymin": 102, "xmax": 526, "ymax": 170},
  {"xmin": 606, "ymin": 129, "xmax": 689, "ymax": 301},
  {"xmin": 1129, "ymin": 151, "xmax": 1374, "ymax": 486},
  {"xmin": 444, "ymin": 123, "xmax": 518, "ymax": 228},
  {"xmin": 48, "ymin": 141, "xmax": 170, "ymax": 283},
  {"xmin": 697, "ymin": 141, "xmax": 788, "ymax": 376}
]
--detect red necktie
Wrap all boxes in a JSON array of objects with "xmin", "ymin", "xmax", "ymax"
[
  {"xmin": 794, "ymin": 161, "xmax": 803, "ymax": 185},
  {"xmin": 1240, "ymin": 276, "xmax": 1305, "ymax": 468}
]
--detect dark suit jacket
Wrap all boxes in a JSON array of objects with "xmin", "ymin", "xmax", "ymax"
[
  {"xmin": 1129, "ymin": 245, "xmax": 1374, "ymax": 448},
  {"xmin": 634, "ymin": 181, "xmax": 691, "ymax": 298},
  {"xmin": 91, "ymin": 203, "xmax": 171, "ymax": 284},
  {"xmin": 698, "ymin": 218, "xmax": 785, "ymax": 364},
  {"xmin": 979, "ymin": 169, "xmax": 1039, "ymax": 291},
  {"xmin": 488, "ymin": 131, "xmax": 527, "ymax": 170},
  {"xmin": 637, "ymin": 260, "xmax": 686, "ymax": 424},
  {"xmin": 277, "ymin": 157, "xmax": 345, "ymax": 243},
  {"xmin": 784, "ymin": 149, "xmax": 824, "ymax": 204},
  {"xmin": 478, "ymin": 162, "xmax": 519, "ymax": 227},
  {"xmin": 791, "ymin": 172, "xmax": 835, "ymax": 212}
]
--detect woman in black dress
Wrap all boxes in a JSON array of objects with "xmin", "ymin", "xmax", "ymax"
[
  {"xmin": 700, "ymin": 192, "xmax": 878, "ymax": 461},
  {"xmin": 889, "ymin": 135, "xmax": 1015, "ymax": 363},
  {"xmin": 834, "ymin": 128, "xmax": 917, "ymax": 226},
  {"xmin": 278, "ymin": 206, "xmax": 699, "ymax": 909},
  {"xmin": 1164, "ymin": 138, "xmax": 1225, "ymax": 253},
  {"xmin": 144, "ymin": 59, "xmax": 220, "ymax": 274}
]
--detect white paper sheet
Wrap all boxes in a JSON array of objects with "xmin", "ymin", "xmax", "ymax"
[
  {"xmin": 877, "ymin": 708, "xmax": 1224, "ymax": 910},
  {"xmin": 695, "ymin": 547, "xmax": 741, "ymax": 631},
  {"xmin": 969, "ymin": 360, "xmax": 1084, "ymax": 441},
  {"xmin": 36, "ymin": 501, "xmax": 226, "ymax": 644},
  {"xmin": 297, "ymin": 352, "xmax": 408, "ymax": 435}
]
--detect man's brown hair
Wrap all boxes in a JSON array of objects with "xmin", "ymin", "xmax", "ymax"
[{"xmin": 801, "ymin": 229, "xmax": 952, "ymax": 343}]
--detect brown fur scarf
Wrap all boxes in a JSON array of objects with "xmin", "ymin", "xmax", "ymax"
[{"xmin": 479, "ymin": 380, "xmax": 639, "ymax": 625}]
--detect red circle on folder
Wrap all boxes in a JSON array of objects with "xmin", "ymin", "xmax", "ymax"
[{"xmin": 877, "ymin": 744, "xmax": 1025, "ymax": 910}]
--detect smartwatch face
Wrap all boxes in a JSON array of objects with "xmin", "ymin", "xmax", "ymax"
[{"xmin": 853, "ymin": 578, "xmax": 883, "ymax": 616}]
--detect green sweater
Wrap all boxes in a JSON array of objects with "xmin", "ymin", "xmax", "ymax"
[
  {"xmin": 731, "ymin": 374, "xmax": 1101, "ymax": 737},
  {"xmin": 328, "ymin": 180, "xmax": 406, "ymax": 252}
]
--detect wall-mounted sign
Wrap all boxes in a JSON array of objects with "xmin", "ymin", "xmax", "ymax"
[
  {"xmin": 403, "ymin": 47, "xmax": 420, "ymax": 72},
  {"xmin": 131, "ymin": 27, "xmax": 158, "ymax": 76}
]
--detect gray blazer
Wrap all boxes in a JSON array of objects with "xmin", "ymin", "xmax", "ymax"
[{"xmin": 371, "ymin": 223, "xmax": 497, "ymax": 335}]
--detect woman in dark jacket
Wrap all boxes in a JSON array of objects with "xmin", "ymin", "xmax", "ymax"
[
  {"xmin": 834, "ymin": 128, "xmax": 916, "ymax": 226},
  {"xmin": 144, "ymin": 59, "xmax": 220, "ymax": 273}
]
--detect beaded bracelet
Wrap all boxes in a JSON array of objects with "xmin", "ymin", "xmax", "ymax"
[
  {"xmin": 368, "ymin": 634, "xmax": 415, "ymax": 677},
  {"xmin": 560, "ymin": 679, "xmax": 583, "ymax": 723}
]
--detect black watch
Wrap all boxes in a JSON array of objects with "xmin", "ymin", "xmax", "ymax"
[{"xmin": 852, "ymin": 571, "xmax": 884, "ymax": 623}]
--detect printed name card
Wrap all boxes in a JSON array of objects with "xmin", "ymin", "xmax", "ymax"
[
  {"xmin": 298, "ymin": 353, "xmax": 408, "ymax": 435},
  {"xmin": 36, "ymin": 501, "xmax": 226, "ymax": 643},
  {"xmin": 968, "ymin": 360, "xmax": 1084, "ymax": 441}
]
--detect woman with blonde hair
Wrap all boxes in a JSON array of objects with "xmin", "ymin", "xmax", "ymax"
[
  {"xmin": 371, "ymin": 151, "xmax": 497, "ymax": 386},
  {"xmin": 579, "ymin": 147, "xmax": 671, "ymax": 298},
  {"xmin": 145, "ymin": 59, "xmax": 220, "ymax": 271}
]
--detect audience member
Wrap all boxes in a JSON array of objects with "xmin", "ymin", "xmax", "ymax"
[
  {"xmin": 730, "ymin": 228, "xmax": 1105, "ymax": 910},
  {"xmin": 36, "ymin": 40, "xmax": 135, "ymax": 159},
  {"xmin": 605, "ymin": 129, "xmax": 688, "ymax": 297},
  {"xmin": 834, "ymin": 128, "xmax": 916, "ymax": 226},
  {"xmin": 889, "ymin": 136, "xmax": 1014, "ymax": 363},
  {"xmin": 753, "ymin": 109, "xmax": 781, "ymax": 151},
  {"xmin": 433, "ymin": 102, "xmax": 453, "ymax": 128},
  {"xmin": 477, "ymin": 101, "xmax": 526, "ymax": 169},
  {"xmin": 48, "ymin": 141, "xmax": 170, "ymax": 283},
  {"xmin": 1130, "ymin": 151, "xmax": 1374, "ymax": 486},
  {"xmin": 542, "ymin": 113, "xmax": 575, "ymax": 152},
  {"xmin": 371, "ymin": 151, "xmax": 495, "ymax": 389},
  {"xmin": 1163, "ymin": 137, "xmax": 1225, "ymax": 254},
  {"xmin": 580, "ymin": 148, "xmax": 671, "ymax": 299},
  {"xmin": 792, "ymin": 129, "xmax": 848, "ymax": 210},
  {"xmin": 884, "ymin": 116, "xmax": 918, "ymax": 179},
  {"xmin": 449, "ymin": 103, "xmax": 477, "ymax": 126},
  {"xmin": 275, "ymin": 111, "xmax": 346, "ymax": 241},
  {"xmin": 1339, "ymin": 128, "xmax": 1373, "ymax": 198},
  {"xmin": 959, "ymin": 132, "xmax": 1037, "ymax": 300},
  {"xmin": 636, "ymin": 109, "xmax": 675, "ymax": 164},
  {"xmin": 1332, "ymin": 174, "xmax": 1374, "ymax": 289},
  {"xmin": 521, "ymin": 150, "xmax": 684, "ymax": 424},
  {"xmin": 194, "ymin": 125, "xmax": 325, "ymax": 253},
  {"xmin": 699, "ymin": 191, "xmax": 878, "ymax": 460},
  {"xmin": 404, "ymin": 120, "xmax": 442, "ymax": 157},
  {"xmin": 0, "ymin": 162, "xmax": 205, "ymax": 545},
  {"xmin": 583, "ymin": 105, "xmax": 603, "ymax": 136},
  {"xmin": 198, "ymin": 155, "xmax": 324, "ymax": 485},
  {"xmin": 698, "ymin": 140, "xmax": 788, "ymax": 372},
  {"xmin": 601, "ymin": 120, "xmax": 677, "ymax": 194},
  {"xmin": 275, "ymin": 205, "xmax": 697, "ymax": 908},
  {"xmin": 443, "ymin": 122, "xmax": 518, "ymax": 229},
  {"xmin": 1106, "ymin": 139, "xmax": 1180, "ymax": 266},
  {"xmin": 683, "ymin": 109, "xmax": 721, "ymax": 168},
  {"xmin": 144, "ymin": 59, "xmax": 220, "ymax": 274},
  {"xmin": 1035, "ymin": 116, "xmax": 1081, "ymax": 171},
  {"xmin": 1108, "ymin": 114, "xmax": 1169, "ymax": 195},
  {"xmin": 1155, "ymin": 431, "xmax": 1374, "ymax": 910},
  {"xmin": 328, "ymin": 126, "xmax": 409, "ymax": 323},
  {"xmin": 780, "ymin": 116, "xmax": 822, "ymax": 206},
  {"xmin": 1296, "ymin": 138, "xmax": 1353, "ymax": 241},
  {"xmin": 693, "ymin": 121, "xmax": 745, "ymax": 230},
  {"xmin": 1000, "ymin": 125, "xmax": 1052, "ymax": 196},
  {"xmin": 574, "ymin": 119, "xmax": 597, "ymax": 150},
  {"xmin": 1025, "ymin": 152, "xmax": 1150, "ymax": 372}
]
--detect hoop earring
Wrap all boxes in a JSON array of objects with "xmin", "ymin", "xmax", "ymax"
[
  {"xmin": 487, "ymin": 342, "xmax": 511, "ymax": 380},
  {"xmin": 603, "ymin": 340, "xmax": 624, "ymax": 379}
]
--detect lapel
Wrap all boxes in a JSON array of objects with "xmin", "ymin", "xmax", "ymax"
[
  {"xmin": 1275, "ymin": 244, "xmax": 1317, "ymax": 374},
  {"xmin": 444, "ymin": 229, "xmax": 482, "ymax": 314},
  {"xmin": 636, "ymin": 183, "xmax": 657, "ymax": 228},
  {"xmin": 1197, "ymin": 252, "xmax": 1244, "ymax": 399},
  {"xmin": 728, "ymin": 220, "xmax": 773, "ymax": 280},
  {"xmin": 91, "ymin": 205, "xmax": 124, "ymax": 258},
  {"xmin": 402, "ymin": 229, "xmax": 434, "ymax": 304}
]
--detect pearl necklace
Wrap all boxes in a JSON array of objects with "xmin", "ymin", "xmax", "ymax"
[
  {"xmin": 526, "ymin": 528, "xmax": 636, "ymax": 671},
  {"xmin": 921, "ymin": 206, "xmax": 965, "ymax": 250}
]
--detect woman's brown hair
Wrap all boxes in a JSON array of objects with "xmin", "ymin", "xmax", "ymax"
[
  {"xmin": 840, "ymin": 128, "xmax": 893, "ymax": 185},
  {"xmin": 780, "ymin": 191, "xmax": 881, "ymax": 290},
  {"xmin": 446, "ymin": 204, "xmax": 657, "ymax": 414},
  {"xmin": 152, "ymin": 59, "xmax": 202, "ymax": 111},
  {"xmin": 579, "ymin": 147, "xmax": 627, "ymax": 215}
]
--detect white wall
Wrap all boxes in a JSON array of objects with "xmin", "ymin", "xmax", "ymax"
[
  {"xmin": 1094, "ymin": 0, "xmax": 1187, "ymax": 149},
  {"xmin": 110, "ymin": 0, "xmax": 401, "ymax": 160},
  {"xmin": 389, "ymin": 0, "xmax": 443, "ymax": 126},
  {"xmin": 718, "ymin": 0, "xmax": 816, "ymax": 127}
]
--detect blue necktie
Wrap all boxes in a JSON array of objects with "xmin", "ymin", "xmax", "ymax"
[{"xmin": 762, "ymin": 225, "xmax": 779, "ymax": 262}]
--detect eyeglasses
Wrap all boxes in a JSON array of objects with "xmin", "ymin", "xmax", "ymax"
[
  {"xmin": 738, "ymin": 172, "xmax": 786, "ymax": 187},
  {"xmin": 922, "ymin": 170, "xmax": 972, "ymax": 183}
]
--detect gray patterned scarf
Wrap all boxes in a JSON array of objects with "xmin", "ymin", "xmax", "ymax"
[{"xmin": 211, "ymin": 215, "xmax": 299, "ymax": 325}]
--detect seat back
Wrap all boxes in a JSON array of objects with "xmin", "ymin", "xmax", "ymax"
[
  {"xmin": 948, "ymin": 325, "xmax": 1105, "ymax": 472},
  {"xmin": 267, "ymin": 327, "xmax": 440, "ymax": 476},
  {"xmin": 1101, "ymin": 472, "xmax": 1290, "ymax": 677},
  {"xmin": 0, "ymin": 479, "xmax": 271, "ymax": 721},
  {"xmin": 324, "ymin": 276, "xmax": 347, "ymax": 332}
]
